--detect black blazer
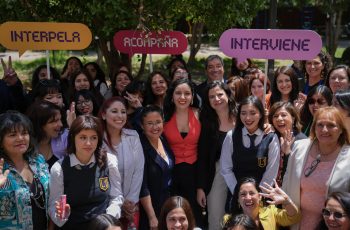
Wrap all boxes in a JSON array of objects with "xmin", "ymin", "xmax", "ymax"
[
  {"xmin": 139, "ymin": 133, "xmax": 175, "ymax": 229},
  {"xmin": 196, "ymin": 127, "xmax": 224, "ymax": 195}
]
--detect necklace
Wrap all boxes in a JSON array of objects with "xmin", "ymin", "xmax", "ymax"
[{"xmin": 29, "ymin": 176, "xmax": 45, "ymax": 209}]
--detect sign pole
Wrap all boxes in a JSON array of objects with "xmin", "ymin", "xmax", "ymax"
[
  {"xmin": 46, "ymin": 50, "xmax": 50, "ymax": 80},
  {"xmin": 263, "ymin": 59, "xmax": 268, "ymax": 109},
  {"xmin": 149, "ymin": 54, "xmax": 153, "ymax": 73}
]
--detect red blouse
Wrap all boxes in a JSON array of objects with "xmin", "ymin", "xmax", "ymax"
[{"xmin": 163, "ymin": 108, "xmax": 201, "ymax": 164}]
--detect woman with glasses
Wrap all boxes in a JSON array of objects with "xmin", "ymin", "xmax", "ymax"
[
  {"xmin": 300, "ymin": 85, "xmax": 332, "ymax": 136},
  {"xmin": 138, "ymin": 105, "xmax": 175, "ymax": 230},
  {"xmin": 319, "ymin": 192, "xmax": 350, "ymax": 230},
  {"xmin": 170, "ymin": 67, "xmax": 191, "ymax": 83},
  {"xmin": 282, "ymin": 107, "xmax": 350, "ymax": 230},
  {"xmin": 74, "ymin": 89, "xmax": 100, "ymax": 116}
]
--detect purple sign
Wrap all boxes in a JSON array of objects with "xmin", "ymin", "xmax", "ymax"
[{"xmin": 219, "ymin": 29, "xmax": 322, "ymax": 63}]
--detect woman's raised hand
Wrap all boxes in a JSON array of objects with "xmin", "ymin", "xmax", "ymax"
[
  {"xmin": 0, "ymin": 158, "xmax": 9, "ymax": 187},
  {"xmin": 1, "ymin": 56, "xmax": 18, "ymax": 86},
  {"xmin": 280, "ymin": 129, "xmax": 295, "ymax": 155},
  {"xmin": 259, "ymin": 179, "xmax": 291, "ymax": 205}
]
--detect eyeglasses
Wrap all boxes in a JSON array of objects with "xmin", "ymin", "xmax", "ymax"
[
  {"xmin": 144, "ymin": 121, "xmax": 163, "ymax": 128},
  {"xmin": 77, "ymin": 100, "xmax": 92, "ymax": 106},
  {"xmin": 309, "ymin": 98, "xmax": 326, "ymax": 105},
  {"xmin": 322, "ymin": 208, "xmax": 347, "ymax": 219},
  {"xmin": 304, "ymin": 154, "xmax": 321, "ymax": 177},
  {"xmin": 174, "ymin": 72, "xmax": 189, "ymax": 78},
  {"xmin": 38, "ymin": 79, "xmax": 60, "ymax": 86}
]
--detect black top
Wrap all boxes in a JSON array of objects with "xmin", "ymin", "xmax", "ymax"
[
  {"xmin": 47, "ymin": 154, "xmax": 59, "ymax": 171},
  {"xmin": 27, "ymin": 178, "xmax": 47, "ymax": 230},
  {"xmin": 139, "ymin": 134, "xmax": 175, "ymax": 230}
]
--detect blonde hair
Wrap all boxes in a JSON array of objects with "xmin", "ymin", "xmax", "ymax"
[{"xmin": 310, "ymin": 107, "xmax": 350, "ymax": 145}]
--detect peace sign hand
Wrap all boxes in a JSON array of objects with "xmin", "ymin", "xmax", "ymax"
[
  {"xmin": 0, "ymin": 158, "xmax": 10, "ymax": 187},
  {"xmin": 1, "ymin": 56, "xmax": 18, "ymax": 86},
  {"xmin": 259, "ymin": 179, "xmax": 291, "ymax": 206}
]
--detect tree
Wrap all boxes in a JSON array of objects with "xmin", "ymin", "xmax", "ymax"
[{"xmin": 169, "ymin": 0, "xmax": 267, "ymax": 66}]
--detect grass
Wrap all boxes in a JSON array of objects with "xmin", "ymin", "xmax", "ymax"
[{"xmin": 0, "ymin": 46, "xmax": 346, "ymax": 89}]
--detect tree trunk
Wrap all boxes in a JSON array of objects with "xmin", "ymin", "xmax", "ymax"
[
  {"xmin": 187, "ymin": 22, "xmax": 204, "ymax": 67},
  {"xmin": 325, "ymin": 10, "xmax": 343, "ymax": 58},
  {"xmin": 136, "ymin": 54, "xmax": 147, "ymax": 79}
]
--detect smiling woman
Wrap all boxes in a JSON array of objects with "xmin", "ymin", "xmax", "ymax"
[
  {"xmin": 0, "ymin": 111, "xmax": 50, "ymax": 230},
  {"xmin": 282, "ymin": 107, "xmax": 350, "ymax": 230},
  {"xmin": 220, "ymin": 96, "xmax": 280, "ymax": 214}
]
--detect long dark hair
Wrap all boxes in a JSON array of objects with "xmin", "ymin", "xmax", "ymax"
[
  {"xmin": 67, "ymin": 115, "xmax": 106, "ymax": 169},
  {"xmin": 236, "ymin": 96, "xmax": 265, "ymax": 131},
  {"xmin": 61, "ymin": 56, "xmax": 83, "ymax": 75},
  {"xmin": 200, "ymin": 81, "xmax": 236, "ymax": 136},
  {"xmin": 73, "ymin": 89, "xmax": 100, "ymax": 116},
  {"xmin": 111, "ymin": 70, "xmax": 134, "ymax": 96},
  {"xmin": 302, "ymin": 50, "xmax": 333, "ymax": 81},
  {"xmin": 0, "ymin": 111, "xmax": 37, "ymax": 162},
  {"xmin": 163, "ymin": 78, "xmax": 199, "ymax": 122},
  {"xmin": 84, "ymin": 62, "xmax": 106, "ymax": 82},
  {"xmin": 270, "ymin": 66, "xmax": 300, "ymax": 106},
  {"xmin": 144, "ymin": 71, "xmax": 169, "ymax": 105},
  {"xmin": 300, "ymin": 85, "xmax": 332, "ymax": 130},
  {"xmin": 26, "ymin": 101, "xmax": 62, "ymax": 143},
  {"xmin": 31, "ymin": 64, "xmax": 60, "ymax": 89},
  {"xmin": 335, "ymin": 89, "xmax": 350, "ymax": 116}
]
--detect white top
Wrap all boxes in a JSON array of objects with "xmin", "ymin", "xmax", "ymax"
[
  {"xmin": 49, "ymin": 153, "xmax": 123, "ymax": 227},
  {"xmin": 220, "ymin": 127, "xmax": 280, "ymax": 194},
  {"xmin": 103, "ymin": 128, "xmax": 145, "ymax": 203},
  {"xmin": 94, "ymin": 79, "xmax": 108, "ymax": 98}
]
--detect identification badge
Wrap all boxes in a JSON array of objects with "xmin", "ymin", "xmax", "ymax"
[
  {"xmin": 99, "ymin": 177, "xmax": 109, "ymax": 191},
  {"xmin": 258, "ymin": 157, "xmax": 267, "ymax": 168}
]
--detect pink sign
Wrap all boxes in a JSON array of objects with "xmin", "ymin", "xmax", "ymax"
[
  {"xmin": 219, "ymin": 29, "xmax": 322, "ymax": 63},
  {"xmin": 113, "ymin": 30, "xmax": 188, "ymax": 55}
]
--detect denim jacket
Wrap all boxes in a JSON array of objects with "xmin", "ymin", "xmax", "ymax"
[{"xmin": 0, "ymin": 154, "xmax": 49, "ymax": 230}]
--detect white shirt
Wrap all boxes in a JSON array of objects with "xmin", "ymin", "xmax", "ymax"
[
  {"xmin": 220, "ymin": 127, "xmax": 280, "ymax": 194},
  {"xmin": 49, "ymin": 153, "xmax": 123, "ymax": 227}
]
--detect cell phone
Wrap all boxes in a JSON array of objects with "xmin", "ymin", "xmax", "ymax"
[{"xmin": 60, "ymin": 194, "xmax": 66, "ymax": 220}]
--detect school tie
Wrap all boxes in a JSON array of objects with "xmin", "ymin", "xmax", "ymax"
[{"xmin": 248, "ymin": 134, "xmax": 257, "ymax": 148}]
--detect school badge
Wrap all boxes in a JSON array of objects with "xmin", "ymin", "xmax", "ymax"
[
  {"xmin": 99, "ymin": 177, "xmax": 109, "ymax": 191},
  {"xmin": 257, "ymin": 157, "xmax": 267, "ymax": 168}
]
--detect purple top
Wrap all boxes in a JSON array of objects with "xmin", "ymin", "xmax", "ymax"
[{"xmin": 51, "ymin": 129, "xmax": 68, "ymax": 159}]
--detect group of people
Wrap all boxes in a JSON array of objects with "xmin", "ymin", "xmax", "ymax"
[{"xmin": 1, "ymin": 50, "xmax": 350, "ymax": 230}]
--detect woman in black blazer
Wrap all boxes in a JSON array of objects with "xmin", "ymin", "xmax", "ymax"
[
  {"xmin": 139, "ymin": 105, "xmax": 175, "ymax": 230},
  {"xmin": 196, "ymin": 81, "xmax": 237, "ymax": 230}
]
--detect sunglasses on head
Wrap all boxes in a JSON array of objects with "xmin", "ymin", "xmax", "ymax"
[{"xmin": 322, "ymin": 208, "xmax": 347, "ymax": 219}]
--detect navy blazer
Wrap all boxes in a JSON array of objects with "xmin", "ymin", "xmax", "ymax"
[{"xmin": 139, "ymin": 133, "xmax": 175, "ymax": 229}]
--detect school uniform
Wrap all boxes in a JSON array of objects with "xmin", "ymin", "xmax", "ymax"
[
  {"xmin": 220, "ymin": 127, "xmax": 280, "ymax": 213},
  {"xmin": 49, "ymin": 153, "xmax": 123, "ymax": 229}
]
